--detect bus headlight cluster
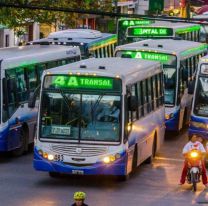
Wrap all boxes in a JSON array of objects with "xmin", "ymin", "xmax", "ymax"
[
  {"xmin": 191, "ymin": 121, "xmax": 208, "ymax": 129},
  {"xmin": 165, "ymin": 113, "xmax": 174, "ymax": 120},
  {"xmin": 38, "ymin": 150, "xmax": 54, "ymax": 161},
  {"xmin": 103, "ymin": 153, "xmax": 121, "ymax": 164}
]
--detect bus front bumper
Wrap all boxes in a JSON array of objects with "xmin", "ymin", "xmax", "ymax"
[
  {"xmin": 165, "ymin": 114, "xmax": 179, "ymax": 132},
  {"xmin": 33, "ymin": 149, "xmax": 127, "ymax": 176}
]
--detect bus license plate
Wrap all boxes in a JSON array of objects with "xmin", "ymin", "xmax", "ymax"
[{"xmin": 72, "ymin": 170, "xmax": 84, "ymax": 175}]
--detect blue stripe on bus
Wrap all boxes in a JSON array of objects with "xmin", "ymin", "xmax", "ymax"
[
  {"xmin": 33, "ymin": 148, "xmax": 127, "ymax": 176},
  {"xmin": 189, "ymin": 115, "xmax": 208, "ymax": 139},
  {"xmin": 165, "ymin": 109, "xmax": 180, "ymax": 131}
]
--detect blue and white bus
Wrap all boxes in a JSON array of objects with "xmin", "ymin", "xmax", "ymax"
[
  {"xmin": 30, "ymin": 29, "xmax": 117, "ymax": 59},
  {"xmin": 32, "ymin": 58, "xmax": 165, "ymax": 179},
  {"xmin": 115, "ymin": 39, "xmax": 207, "ymax": 132},
  {"xmin": 189, "ymin": 55, "xmax": 208, "ymax": 139},
  {"xmin": 0, "ymin": 45, "xmax": 81, "ymax": 156}
]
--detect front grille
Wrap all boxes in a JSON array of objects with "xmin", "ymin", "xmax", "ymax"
[
  {"xmin": 63, "ymin": 162, "xmax": 94, "ymax": 167},
  {"xmin": 51, "ymin": 144, "xmax": 108, "ymax": 157}
]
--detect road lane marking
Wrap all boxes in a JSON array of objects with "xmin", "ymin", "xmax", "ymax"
[{"xmin": 155, "ymin": 156, "xmax": 184, "ymax": 162}]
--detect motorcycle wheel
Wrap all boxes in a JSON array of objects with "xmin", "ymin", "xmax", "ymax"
[{"xmin": 192, "ymin": 173, "xmax": 197, "ymax": 192}]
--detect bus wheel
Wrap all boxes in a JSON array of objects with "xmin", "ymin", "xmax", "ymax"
[
  {"xmin": 49, "ymin": 172, "xmax": 60, "ymax": 178},
  {"xmin": 12, "ymin": 129, "xmax": 27, "ymax": 157},
  {"xmin": 117, "ymin": 174, "xmax": 129, "ymax": 181},
  {"xmin": 182, "ymin": 108, "xmax": 188, "ymax": 128},
  {"xmin": 145, "ymin": 135, "xmax": 157, "ymax": 164},
  {"xmin": 132, "ymin": 145, "xmax": 138, "ymax": 171}
]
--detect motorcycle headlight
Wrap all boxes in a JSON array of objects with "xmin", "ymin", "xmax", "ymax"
[{"xmin": 190, "ymin": 151, "xmax": 198, "ymax": 158}]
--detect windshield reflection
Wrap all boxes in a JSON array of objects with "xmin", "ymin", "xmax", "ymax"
[
  {"xmin": 163, "ymin": 65, "xmax": 176, "ymax": 105},
  {"xmin": 194, "ymin": 76, "xmax": 208, "ymax": 117},
  {"xmin": 40, "ymin": 92, "xmax": 121, "ymax": 142}
]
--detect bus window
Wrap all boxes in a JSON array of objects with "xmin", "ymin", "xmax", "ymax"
[
  {"xmin": 108, "ymin": 45, "xmax": 112, "ymax": 57},
  {"xmin": 131, "ymin": 84, "xmax": 137, "ymax": 121},
  {"xmin": 48, "ymin": 61, "xmax": 57, "ymax": 69},
  {"xmin": 152, "ymin": 76, "xmax": 157, "ymax": 109},
  {"xmin": 16, "ymin": 67, "xmax": 27, "ymax": 102},
  {"xmin": 142, "ymin": 80, "xmax": 148, "ymax": 115},
  {"xmin": 137, "ymin": 81, "xmax": 143, "ymax": 118},
  {"xmin": 27, "ymin": 65, "xmax": 38, "ymax": 91},
  {"xmin": 147, "ymin": 78, "xmax": 152, "ymax": 112},
  {"xmin": 36, "ymin": 63, "xmax": 47, "ymax": 82}
]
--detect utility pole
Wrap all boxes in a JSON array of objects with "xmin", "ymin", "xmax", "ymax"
[{"xmin": 114, "ymin": 0, "xmax": 118, "ymax": 29}]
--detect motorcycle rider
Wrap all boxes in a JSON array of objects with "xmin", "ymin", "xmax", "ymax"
[
  {"xmin": 71, "ymin": 192, "xmax": 88, "ymax": 206},
  {"xmin": 179, "ymin": 134, "xmax": 208, "ymax": 186}
]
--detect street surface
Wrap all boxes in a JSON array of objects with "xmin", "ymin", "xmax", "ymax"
[{"xmin": 1, "ymin": 129, "xmax": 208, "ymax": 206}]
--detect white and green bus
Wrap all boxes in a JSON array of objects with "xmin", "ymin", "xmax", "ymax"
[
  {"xmin": 119, "ymin": 20, "xmax": 201, "ymax": 45},
  {"xmin": 115, "ymin": 39, "xmax": 207, "ymax": 132}
]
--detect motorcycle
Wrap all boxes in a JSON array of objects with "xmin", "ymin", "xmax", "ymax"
[{"xmin": 186, "ymin": 150, "xmax": 202, "ymax": 191}]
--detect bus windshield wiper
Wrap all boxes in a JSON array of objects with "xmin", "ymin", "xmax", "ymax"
[
  {"xmin": 90, "ymin": 93, "xmax": 106, "ymax": 123},
  {"xmin": 58, "ymin": 89, "xmax": 73, "ymax": 112}
]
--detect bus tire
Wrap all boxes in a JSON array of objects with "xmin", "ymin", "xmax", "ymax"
[
  {"xmin": 117, "ymin": 174, "xmax": 129, "ymax": 181},
  {"xmin": 132, "ymin": 145, "xmax": 138, "ymax": 171},
  {"xmin": 182, "ymin": 108, "xmax": 188, "ymax": 128},
  {"xmin": 145, "ymin": 135, "xmax": 157, "ymax": 164},
  {"xmin": 12, "ymin": 128, "xmax": 27, "ymax": 157},
  {"xmin": 49, "ymin": 172, "xmax": 60, "ymax": 178}
]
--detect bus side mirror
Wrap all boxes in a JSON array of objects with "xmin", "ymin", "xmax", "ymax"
[
  {"xmin": 28, "ymin": 92, "xmax": 36, "ymax": 108},
  {"xmin": 188, "ymin": 80, "xmax": 195, "ymax": 95},
  {"xmin": 128, "ymin": 96, "xmax": 138, "ymax": 111},
  {"xmin": 28, "ymin": 85, "xmax": 40, "ymax": 108}
]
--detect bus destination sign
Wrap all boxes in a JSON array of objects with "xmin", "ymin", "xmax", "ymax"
[
  {"xmin": 127, "ymin": 27, "xmax": 174, "ymax": 37},
  {"xmin": 44, "ymin": 75, "xmax": 121, "ymax": 91}
]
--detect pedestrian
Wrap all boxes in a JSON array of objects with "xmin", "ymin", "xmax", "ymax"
[{"xmin": 71, "ymin": 191, "xmax": 88, "ymax": 206}]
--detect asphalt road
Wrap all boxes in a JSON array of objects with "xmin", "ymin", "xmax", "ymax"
[{"xmin": 1, "ymin": 129, "xmax": 208, "ymax": 206}]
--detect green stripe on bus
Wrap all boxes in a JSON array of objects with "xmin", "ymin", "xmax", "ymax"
[{"xmin": 175, "ymin": 25, "xmax": 201, "ymax": 34}]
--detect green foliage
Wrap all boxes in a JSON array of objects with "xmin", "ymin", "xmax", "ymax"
[{"xmin": 0, "ymin": 0, "xmax": 114, "ymax": 30}]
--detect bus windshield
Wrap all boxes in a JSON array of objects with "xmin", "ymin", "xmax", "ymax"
[
  {"xmin": 40, "ymin": 75, "xmax": 122, "ymax": 142},
  {"xmin": 40, "ymin": 92, "xmax": 121, "ymax": 142},
  {"xmin": 194, "ymin": 74, "xmax": 208, "ymax": 117},
  {"xmin": 116, "ymin": 50, "xmax": 177, "ymax": 105}
]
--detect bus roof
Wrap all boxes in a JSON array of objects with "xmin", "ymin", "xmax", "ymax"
[
  {"xmin": 0, "ymin": 45, "xmax": 81, "ymax": 69},
  {"xmin": 148, "ymin": 21, "xmax": 200, "ymax": 29},
  {"xmin": 48, "ymin": 29, "xmax": 103, "ymax": 39},
  {"xmin": 0, "ymin": 45, "xmax": 79, "ymax": 59},
  {"xmin": 45, "ymin": 58, "xmax": 161, "ymax": 84},
  {"xmin": 32, "ymin": 29, "xmax": 117, "ymax": 45},
  {"xmin": 115, "ymin": 39, "xmax": 207, "ymax": 58}
]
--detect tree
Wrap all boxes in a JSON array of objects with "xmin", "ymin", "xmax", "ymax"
[{"xmin": 0, "ymin": 0, "xmax": 114, "ymax": 30}]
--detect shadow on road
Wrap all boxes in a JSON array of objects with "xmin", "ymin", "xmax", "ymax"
[
  {"xmin": 0, "ymin": 150, "xmax": 33, "ymax": 164},
  {"xmin": 165, "ymin": 126, "xmax": 188, "ymax": 141},
  {"xmin": 34, "ymin": 174, "xmax": 130, "ymax": 189}
]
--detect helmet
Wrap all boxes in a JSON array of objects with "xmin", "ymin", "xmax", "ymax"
[{"xmin": 74, "ymin": 191, "xmax": 86, "ymax": 200}]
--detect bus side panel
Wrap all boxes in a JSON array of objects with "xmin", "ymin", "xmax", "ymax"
[
  {"xmin": 189, "ymin": 115, "xmax": 208, "ymax": 140},
  {"xmin": 6, "ymin": 104, "xmax": 37, "ymax": 151},
  {"xmin": 128, "ymin": 107, "xmax": 165, "ymax": 166}
]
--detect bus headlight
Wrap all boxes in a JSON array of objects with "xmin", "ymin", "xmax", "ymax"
[
  {"xmin": 103, "ymin": 153, "xmax": 121, "ymax": 164},
  {"xmin": 191, "ymin": 121, "xmax": 208, "ymax": 129},
  {"xmin": 43, "ymin": 152, "xmax": 48, "ymax": 159},
  {"xmin": 38, "ymin": 149, "xmax": 43, "ymax": 156},
  {"xmin": 165, "ymin": 113, "xmax": 174, "ymax": 120},
  {"xmin": 48, "ymin": 154, "xmax": 54, "ymax": 161}
]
